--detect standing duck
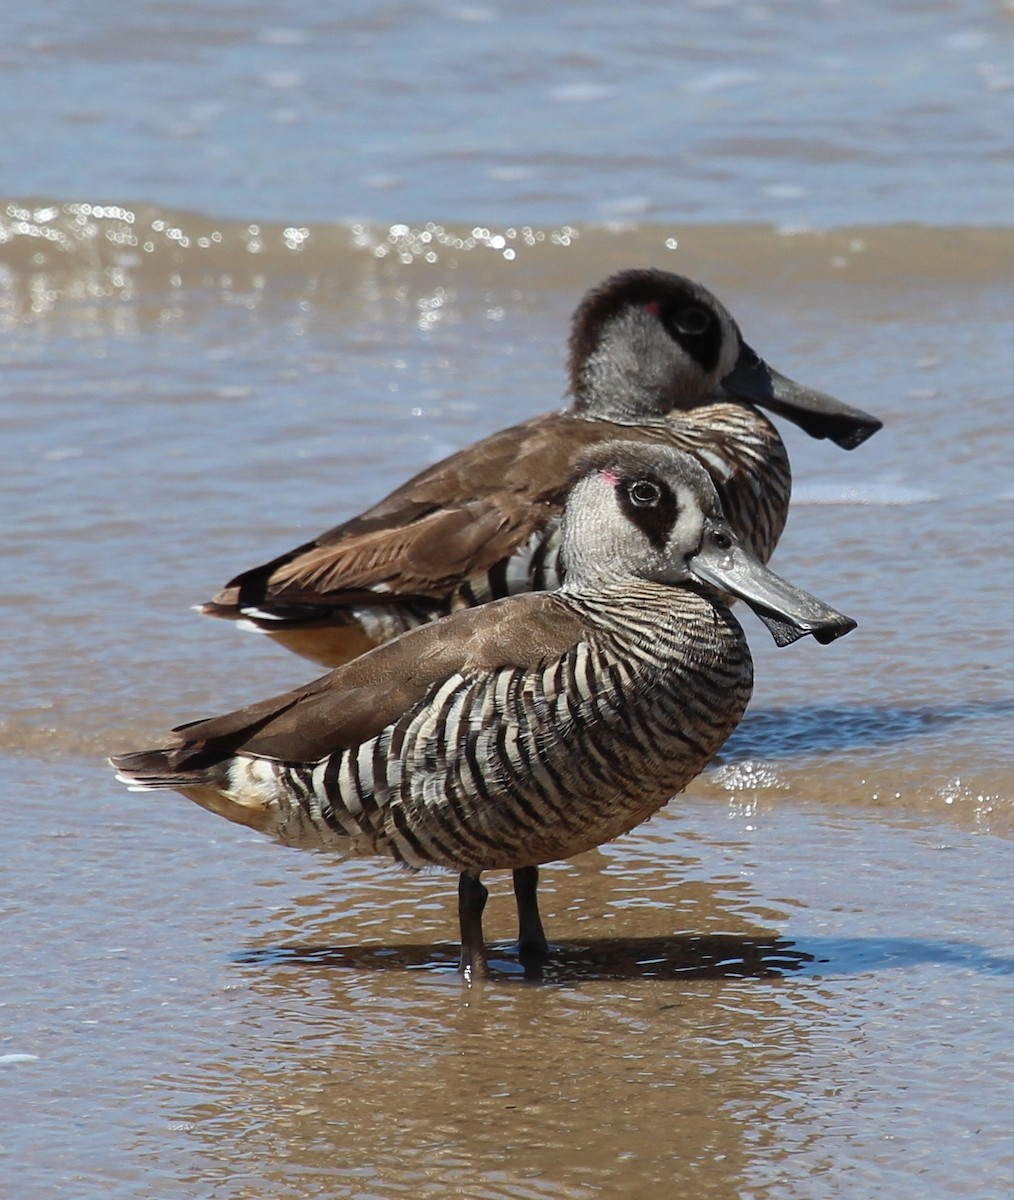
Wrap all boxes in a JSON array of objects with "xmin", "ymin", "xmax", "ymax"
[
  {"xmin": 200, "ymin": 269, "xmax": 880, "ymax": 668},
  {"xmin": 115, "ymin": 442, "xmax": 856, "ymax": 977}
]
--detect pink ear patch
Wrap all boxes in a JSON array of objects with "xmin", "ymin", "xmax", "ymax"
[
  {"xmin": 600, "ymin": 467, "xmax": 620, "ymax": 487},
  {"xmin": 643, "ymin": 300, "xmax": 661, "ymax": 317}
]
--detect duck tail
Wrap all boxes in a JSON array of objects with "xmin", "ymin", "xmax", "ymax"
[{"xmin": 109, "ymin": 747, "xmax": 218, "ymax": 792}]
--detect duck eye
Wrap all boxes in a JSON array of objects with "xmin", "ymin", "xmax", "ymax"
[
  {"xmin": 713, "ymin": 529, "xmax": 733, "ymax": 550},
  {"xmin": 671, "ymin": 306, "xmax": 710, "ymax": 336},
  {"xmin": 628, "ymin": 479, "xmax": 661, "ymax": 507}
]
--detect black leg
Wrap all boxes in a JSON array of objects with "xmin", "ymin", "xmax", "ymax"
[
  {"xmin": 513, "ymin": 865, "xmax": 550, "ymax": 962},
  {"xmin": 457, "ymin": 870, "xmax": 490, "ymax": 979}
]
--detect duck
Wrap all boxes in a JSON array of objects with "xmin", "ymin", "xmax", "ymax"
[
  {"xmin": 113, "ymin": 442, "xmax": 856, "ymax": 978},
  {"xmin": 199, "ymin": 268, "xmax": 880, "ymax": 668}
]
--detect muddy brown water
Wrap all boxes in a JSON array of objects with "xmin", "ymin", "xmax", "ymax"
[
  {"xmin": 3, "ymin": 213, "xmax": 1011, "ymax": 1199},
  {"xmin": 3, "ymin": 2, "xmax": 1014, "ymax": 1195}
]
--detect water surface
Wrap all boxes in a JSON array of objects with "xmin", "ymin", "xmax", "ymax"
[{"xmin": 2, "ymin": 3, "xmax": 1013, "ymax": 1198}]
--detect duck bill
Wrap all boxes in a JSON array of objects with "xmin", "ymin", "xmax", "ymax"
[
  {"xmin": 721, "ymin": 343, "xmax": 882, "ymax": 450},
  {"xmin": 690, "ymin": 534, "xmax": 857, "ymax": 647}
]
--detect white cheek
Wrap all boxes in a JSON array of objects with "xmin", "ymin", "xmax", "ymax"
[
  {"xmin": 672, "ymin": 487, "xmax": 706, "ymax": 549},
  {"xmin": 716, "ymin": 314, "xmax": 742, "ymax": 378}
]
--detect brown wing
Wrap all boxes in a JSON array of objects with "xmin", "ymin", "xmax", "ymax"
[
  {"xmin": 116, "ymin": 592, "xmax": 591, "ymax": 776},
  {"xmin": 264, "ymin": 493, "xmax": 541, "ymax": 601},
  {"xmin": 206, "ymin": 413, "xmax": 679, "ymax": 612}
]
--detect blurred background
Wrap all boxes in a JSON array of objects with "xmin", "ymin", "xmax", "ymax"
[{"xmin": 2, "ymin": 3, "xmax": 1013, "ymax": 1199}]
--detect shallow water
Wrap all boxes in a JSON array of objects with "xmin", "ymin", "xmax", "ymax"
[
  {"xmin": 4, "ymin": 0, "xmax": 1013, "ymax": 227},
  {"xmin": 3, "ymin": 3, "xmax": 1014, "ymax": 1198}
]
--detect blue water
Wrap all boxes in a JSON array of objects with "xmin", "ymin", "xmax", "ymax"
[{"xmin": 3, "ymin": 0, "xmax": 1012, "ymax": 225}]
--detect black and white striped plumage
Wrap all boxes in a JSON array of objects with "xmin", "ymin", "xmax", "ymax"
[
  {"xmin": 200, "ymin": 269, "xmax": 880, "ymax": 667},
  {"xmin": 113, "ymin": 442, "xmax": 856, "ymax": 976},
  {"xmin": 193, "ymin": 586, "xmax": 751, "ymax": 869}
]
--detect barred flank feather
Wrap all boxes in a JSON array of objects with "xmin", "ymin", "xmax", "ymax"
[{"xmin": 208, "ymin": 585, "xmax": 751, "ymax": 872}]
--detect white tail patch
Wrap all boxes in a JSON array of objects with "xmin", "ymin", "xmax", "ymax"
[
  {"xmin": 115, "ymin": 773, "xmax": 160, "ymax": 792},
  {"xmin": 238, "ymin": 608, "xmax": 289, "ymax": 625}
]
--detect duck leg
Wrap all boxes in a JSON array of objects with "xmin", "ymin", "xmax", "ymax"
[
  {"xmin": 513, "ymin": 865, "xmax": 550, "ymax": 962},
  {"xmin": 457, "ymin": 870, "xmax": 490, "ymax": 979}
]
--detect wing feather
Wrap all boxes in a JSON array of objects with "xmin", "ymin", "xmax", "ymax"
[
  {"xmin": 206, "ymin": 413, "xmax": 674, "ymax": 614},
  {"xmin": 113, "ymin": 593, "xmax": 591, "ymax": 775}
]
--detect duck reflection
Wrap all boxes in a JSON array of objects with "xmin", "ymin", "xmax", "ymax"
[{"xmin": 231, "ymin": 931, "xmax": 814, "ymax": 983}]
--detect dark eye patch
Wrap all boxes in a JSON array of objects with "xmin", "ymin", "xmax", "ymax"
[
  {"xmin": 618, "ymin": 473, "xmax": 679, "ymax": 550},
  {"xmin": 627, "ymin": 479, "xmax": 661, "ymax": 507},
  {"xmin": 659, "ymin": 303, "xmax": 723, "ymax": 373},
  {"xmin": 671, "ymin": 306, "xmax": 710, "ymax": 335}
]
